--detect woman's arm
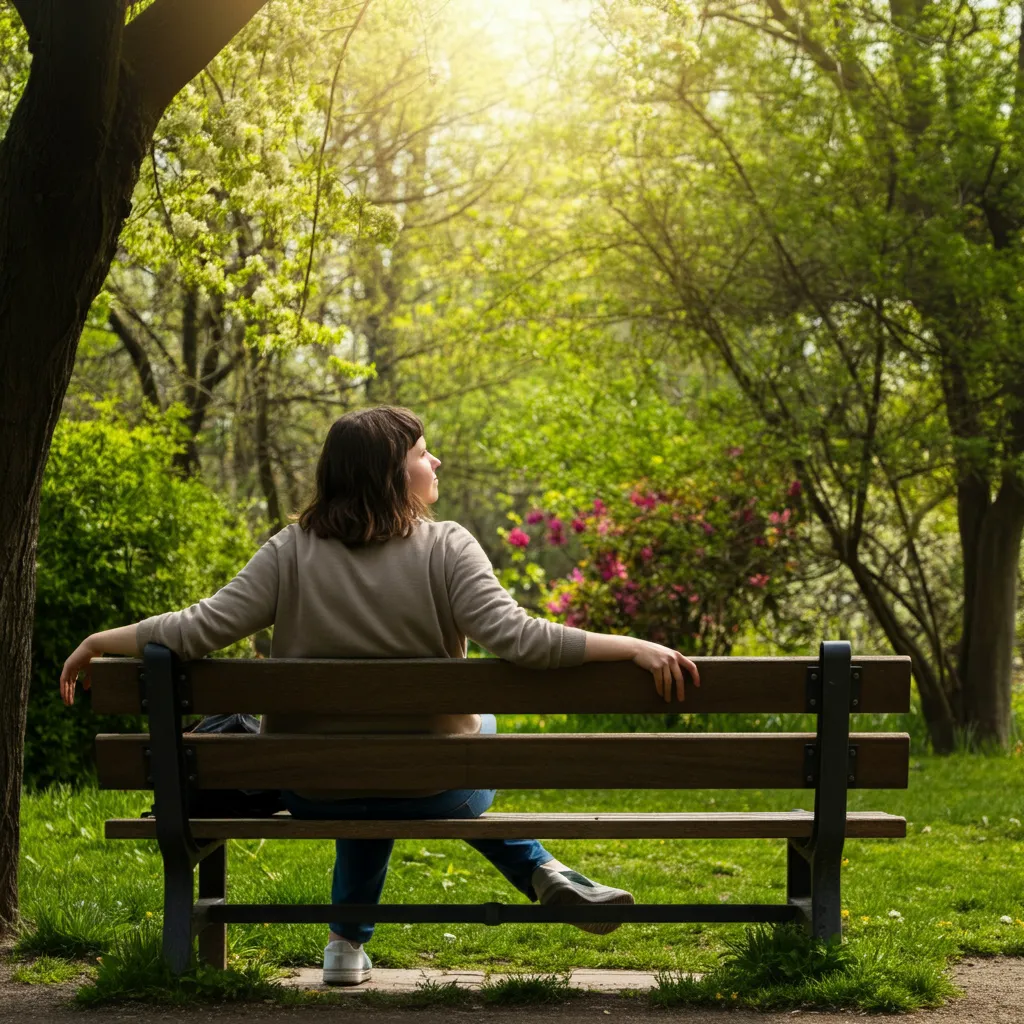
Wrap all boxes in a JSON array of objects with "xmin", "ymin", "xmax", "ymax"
[
  {"xmin": 60, "ymin": 624, "xmax": 139, "ymax": 706},
  {"xmin": 581, "ymin": 632, "xmax": 700, "ymax": 703}
]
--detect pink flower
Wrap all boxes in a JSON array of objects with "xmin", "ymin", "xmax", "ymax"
[
  {"xmin": 753, "ymin": 536, "xmax": 766, "ymax": 547},
  {"xmin": 788, "ymin": 480, "xmax": 802, "ymax": 499},
  {"xmin": 671, "ymin": 584, "xmax": 686, "ymax": 594},
  {"xmin": 571, "ymin": 518, "xmax": 586, "ymax": 533},
  {"xmin": 565, "ymin": 612, "xmax": 582, "ymax": 628},
  {"xmin": 640, "ymin": 546, "xmax": 654, "ymax": 562},
  {"xmin": 598, "ymin": 555, "xmax": 628, "ymax": 581},
  {"xmin": 694, "ymin": 547, "xmax": 705, "ymax": 559},
  {"xmin": 546, "ymin": 518, "xmax": 566, "ymax": 545},
  {"xmin": 525, "ymin": 509, "xmax": 545, "ymax": 525},
  {"xmin": 593, "ymin": 498, "xmax": 607, "ymax": 515},
  {"xmin": 621, "ymin": 595, "xmax": 639, "ymax": 616},
  {"xmin": 570, "ymin": 567, "xmax": 585, "ymax": 583},
  {"xmin": 546, "ymin": 592, "xmax": 572, "ymax": 615},
  {"xmin": 727, "ymin": 446, "xmax": 744, "ymax": 458},
  {"xmin": 689, "ymin": 593, "xmax": 700, "ymax": 603},
  {"xmin": 768, "ymin": 509, "xmax": 792, "ymax": 526},
  {"xmin": 701, "ymin": 521, "xmax": 716, "ymax": 536},
  {"xmin": 630, "ymin": 491, "xmax": 657, "ymax": 510},
  {"xmin": 748, "ymin": 573, "xmax": 770, "ymax": 588},
  {"xmin": 507, "ymin": 527, "xmax": 530, "ymax": 548}
]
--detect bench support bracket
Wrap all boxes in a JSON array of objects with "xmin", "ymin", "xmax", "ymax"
[{"xmin": 788, "ymin": 640, "xmax": 852, "ymax": 942}]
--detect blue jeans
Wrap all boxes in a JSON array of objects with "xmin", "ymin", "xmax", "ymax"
[{"xmin": 281, "ymin": 715, "xmax": 554, "ymax": 943}]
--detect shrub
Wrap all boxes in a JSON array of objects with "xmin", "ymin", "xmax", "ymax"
[{"xmin": 26, "ymin": 404, "xmax": 258, "ymax": 787}]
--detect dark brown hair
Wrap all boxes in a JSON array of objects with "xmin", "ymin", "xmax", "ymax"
[{"xmin": 297, "ymin": 406, "xmax": 430, "ymax": 546}]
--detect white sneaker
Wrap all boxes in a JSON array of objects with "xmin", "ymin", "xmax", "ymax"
[
  {"xmin": 532, "ymin": 864, "xmax": 635, "ymax": 935},
  {"xmin": 323, "ymin": 938, "xmax": 372, "ymax": 985}
]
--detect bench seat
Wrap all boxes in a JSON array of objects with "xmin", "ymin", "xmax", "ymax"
[{"xmin": 105, "ymin": 810, "xmax": 906, "ymax": 841}]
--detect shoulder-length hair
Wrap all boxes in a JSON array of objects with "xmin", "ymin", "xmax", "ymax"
[{"xmin": 297, "ymin": 406, "xmax": 431, "ymax": 547}]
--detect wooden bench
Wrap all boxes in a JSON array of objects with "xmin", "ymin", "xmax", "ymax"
[{"xmin": 91, "ymin": 640, "xmax": 910, "ymax": 974}]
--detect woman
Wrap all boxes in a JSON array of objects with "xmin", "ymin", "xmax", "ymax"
[{"xmin": 61, "ymin": 406, "xmax": 699, "ymax": 985}]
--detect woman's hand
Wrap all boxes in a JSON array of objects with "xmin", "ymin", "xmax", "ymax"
[
  {"xmin": 60, "ymin": 637, "xmax": 98, "ymax": 706},
  {"xmin": 631, "ymin": 639, "xmax": 700, "ymax": 702}
]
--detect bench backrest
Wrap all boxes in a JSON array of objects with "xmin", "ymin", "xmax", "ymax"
[{"xmin": 91, "ymin": 646, "xmax": 911, "ymax": 794}]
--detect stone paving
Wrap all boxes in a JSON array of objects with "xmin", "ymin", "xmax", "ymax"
[{"xmin": 278, "ymin": 966, "xmax": 663, "ymax": 994}]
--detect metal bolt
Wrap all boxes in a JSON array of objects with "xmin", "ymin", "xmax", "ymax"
[
  {"xmin": 853, "ymin": 672, "xmax": 860, "ymax": 681},
  {"xmin": 185, "ymin": 748, "xmax": 195, "ymax": 758},
  {"xmin": 810, "ymin": 672, "xmax": 818, "ymax": 681},
  {"xmin": 141, "ymin": 699, "xmax": 149, "ymax": 709},
  {"xmin": 144, "ymin": 747, "xmax": 151, "ymax": 756},
  {"xmin": 849, "ymin": 747, "xmax": 856, "ymax": 757},
  {"xmin": 806, "ymin": 774, "xmax": 814, "ymax": 783},
  {"xmin": 851, "ymin": 698, "xmax": 859, "ymax": 707},
  {"xmin": 848, "ymin": 774, "xmax": 856, "ymax": 783},
  {"xmin": 145, "ymin": 775, "xmax": 153, "ymax": 785},
  {"xmin": 809, "ymin": 698, "xmax": 817, "ymax": 707},
  {"xmin": 139, "ymin": 673, "xmax": 146, "ymax": 683},
  {"xmin": 188, "ymin": 775, "xmax": 197, "ymax": 784},
  {"xmin": 180, "ymin": 700, "xmax": 190, "ymax": 710}
]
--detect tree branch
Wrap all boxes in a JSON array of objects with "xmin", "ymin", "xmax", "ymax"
[
  {"xmin": 108, "ymin": 307, "xmax": 163, "ymax": 409},
  {"xmin": 122, "ymin": 0, "xmax": 269, "ymax": 123}
]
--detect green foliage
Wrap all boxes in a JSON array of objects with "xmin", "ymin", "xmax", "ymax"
[
  {"xmin": 361, "ymin": 979, "xmax": 475, "ymax": 1008},
  {"xmin": 480, "ymin": 972, "xmax": 581, "ymax": 1005},
  {"xmin": 721, "ymin": 924, "xmax": 854, "ymax": 987},
  {"xmin": 11, "ymin": 956, "xmax": 89, "ymax": 986},
  {"xmin": 26, "ymin": 406, "xmax": 258, "ymax": 787},
  {"xmin": 75, "ymin": 922, "xmax": 281, "ymax": 1007},
  {"xmin": 15, "ymin": 899, "xmax": 115, "ymax": 959}
]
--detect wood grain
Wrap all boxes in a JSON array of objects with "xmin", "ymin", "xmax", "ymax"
[
  {"xmin": 104, "ymin": 810, "xmax": 907, "ymax": 840},
  {"xmin": 89, "ymin": 655, "xmax": 911, "ymax": 715},
  {"xmin": 95, "ymin": 731, "xmax": 910, "ymax": 791}
]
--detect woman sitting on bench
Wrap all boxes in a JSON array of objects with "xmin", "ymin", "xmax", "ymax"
[{"xmin": 60, "ymin": 405, "xmax": 699, "ymax": 986}]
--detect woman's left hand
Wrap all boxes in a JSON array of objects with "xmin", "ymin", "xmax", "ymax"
[{"xmin": 60, "ymin": 638, "xmax": 98, "ymax": 706}]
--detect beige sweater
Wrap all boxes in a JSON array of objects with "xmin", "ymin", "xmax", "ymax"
[{"xmin": 136, "ymin": 520, "xmax": 587, "ymax": 795}]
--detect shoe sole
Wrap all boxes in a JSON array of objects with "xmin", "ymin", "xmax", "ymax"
[
  {"xmin": 323, "ymin": 968, "xmax": 372, "ymax": 985},
  {"xmin": 542, "ymin": 887, "xmax": 635, "ymax": 935}
]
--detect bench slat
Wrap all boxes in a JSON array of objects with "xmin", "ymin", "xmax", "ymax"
[
  {"xmin": 95, "ymin": 732, "xmax": 909, "ymax": 791},
  {"xmin": 104, "ymin": 810, "xmax": 906, "ymax": 840},
  {"xmin": 89, "ymin": 655, "xmax": 911, "ymax": 715}
]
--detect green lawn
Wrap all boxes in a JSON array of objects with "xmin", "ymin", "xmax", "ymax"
[{"xmin": 15, "ymin": 752, "xmax": 1024, "ymax": 986}]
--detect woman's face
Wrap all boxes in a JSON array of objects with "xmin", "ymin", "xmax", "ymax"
[{"xmin": 406, "ymin": 435, "xmax": 441, "ymax": 505}]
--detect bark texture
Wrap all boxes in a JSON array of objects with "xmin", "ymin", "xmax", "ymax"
[{"xmin": 0, "ymin": 0, "xmax": 267, "ymax": 938}]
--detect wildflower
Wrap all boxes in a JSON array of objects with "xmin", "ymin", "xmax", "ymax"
[
  {"xmin": 145, "ymin": 911, "xmax": 153, "ymax": 919},
  {"xmin": 701, "ymin": 521, "xmax": 716, "ymax": 536},
  {"xmin": 507, "ymin": 527, "xmax": 530, "ymax": 548},
  {"xmin": 937, "ymin": 921, "xmax": 952, "ymax": 927},
  {"xmin": 570, "ymin": 567, "xmax": 585, "ymax": 583},
  {"xmin": 888, "ymin": 910, "xmax": 903, "ymax": 920},
  {"xmin": 787, "ymin": 479, "xmax": 803, "ymax": 498},
  {"xmin": 689, "ymin": 593, "xmax": 700, "ymax": 603},
  {"xmin": 1009, "ymin": 817, "xmax": 1021, "ymax": 826},
  {"xmin": 921, "ymin": 825, "xmax": 932, "ymax": 833},
  {"xmin": 593, "ymin": 498, "xmax": 607, "ymax": 515},
  {"xmin": 841, "ymin": 909, "xmax": 850, "ymax": 919},
  {"xmin": 727, "ymin": 446, "xmax": 744, "ymax": 458},
  {"xmin": 860, "ymin": 916, "xmax": 871, "ymax": 923},
  {"xmin": 630, "ymin": 490, "xmax": 657, "ymax": 510},
  {"xmin": 640, "ymin": 546, "xmax": 654, "ymax": 562},
  {"xmin": 571, "ymin": 518, "xmax": 586, "ymax": 533},
  {"xmin": 841, "ymin": 858, "xmax": 849, "ymax": 866},
  {"xmin": 1000, "ymin": 916, "xmax": 1013, "ymax": 924},
  {"xmin": 716, "ymin": 992, "xmax": 724, "ymax": 1000},
  {"xmin": 731, "ymin": 992, "xmax": 738, "ymax": 1000},
  {"xmin": 748, "ymin": 573, "xmax": 770, "ymax": 588},
  {"xmin": 525, "ymin": 509, "xmax": 545, "ymax": 525}
]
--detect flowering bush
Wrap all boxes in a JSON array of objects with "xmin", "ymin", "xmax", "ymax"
[{"xmin": 502, "ymin": 459, "xmax": 804, "ymax": 656}]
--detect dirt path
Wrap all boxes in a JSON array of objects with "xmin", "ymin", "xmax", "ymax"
[{"xmin": 1, "ymin": 957, "xmax": 1020, "ymax": 1022}]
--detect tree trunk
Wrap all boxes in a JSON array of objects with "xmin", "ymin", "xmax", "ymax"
[
  {"xmin": 253, "ymin": 351, "xmax": 284, "ymax": 533},
  {"xmin": 958, "ymin": 475, "xmax": 1024, "ymax": 746}
]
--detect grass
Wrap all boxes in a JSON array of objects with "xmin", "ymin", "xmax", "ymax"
[
  {"xmin": 11, "ymin": 955, "xmax": 89, "ymax": 985},
  {"xmin": 13, "ymin": 748, "xmax": 1024, "ymax": 1008}
]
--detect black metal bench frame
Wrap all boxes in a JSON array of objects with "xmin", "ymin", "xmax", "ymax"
[{"xmin": 131, "ymin": 639, "xmax": 871, "ymax": 973}]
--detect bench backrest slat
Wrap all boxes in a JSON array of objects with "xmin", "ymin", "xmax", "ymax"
[
  {"xmin": 89, "ymin": 656, "xmax": 911, "ymax": 715},
  {"xmin": 95, "ymin": 732, "xmax": 910, "ymax": 791}
]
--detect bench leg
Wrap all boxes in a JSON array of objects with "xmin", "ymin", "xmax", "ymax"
[
  {"xmin": 162, "ymin": 858, "xmax": 194, "ymax": 975},
  {"xmin": 197, "ymin": 843, "xmax": 228, "ymax": 969},
  {"xmin": 810, "ymin": 850, "xmax": 842, "ymax": 942},
  {"xmin": 786, "ymin": 839, "xmax": 811, "ymax": 921}
]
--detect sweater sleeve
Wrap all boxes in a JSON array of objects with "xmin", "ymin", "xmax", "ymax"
[
  {"xmin": 448, "ymin": 530, "xmax": 587, "ymax": 668},
  {"xmin": 135, "ymin": 539, "xmax": 279, "ymax": 660}
]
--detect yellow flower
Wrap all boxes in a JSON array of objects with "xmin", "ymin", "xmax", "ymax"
[
  {"xmin": 145, "ymin": 911, "xmax": 153, "ymax": 919},
  {"xmin": 938, "ymin": 921, "xmax": 952, "ymax": 927},
  {"xmin": 716, "ymin": 992, "xmax": 724, "ymax": 1000},
  {"xmin": 841, "ymin": 909, "xmax": 850, "ymax": 919},
  {"xmin": 860, "ymin": 916, "xmax": 871, "ymax": 923},
  {"xmin": 841, "ymin": 858, "xmax": 849, "ymax": 866},
  {"xmin": 731, "ymin": 992, "xmax": 738, "ymax": 1000}
]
